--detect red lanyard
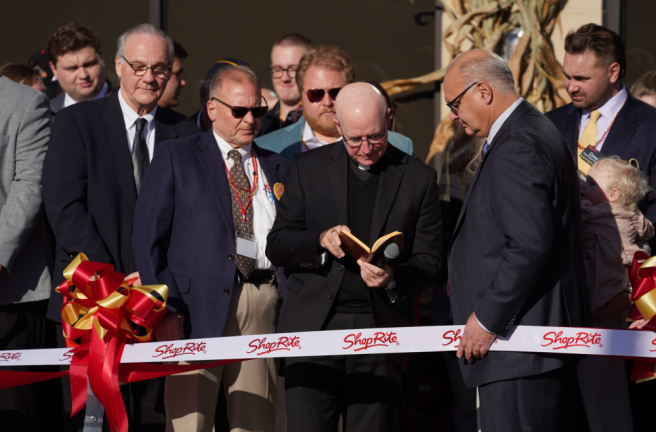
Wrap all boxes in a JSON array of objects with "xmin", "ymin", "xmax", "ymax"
[{"xmin": 224, "ymin": 149, "xmax": 259, "ymax": 224}]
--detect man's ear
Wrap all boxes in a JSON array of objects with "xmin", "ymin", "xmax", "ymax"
[
  {"xmin": 49, "ymin": 61, "xmax": 58, "ymax": 81},
  {"xmin": 608, "ymin": 62, "xmax": 621, "ymax": 84},
  {"xmin": 478, "ymin": 82, "xmax": 493, "ymax": 105},
  {"xmin": 115, "ymin": 56, "xmax": 123, "ymax": 80},
  {"xmin": 206, "ymin": 98, "xmax": 217, "ymax": 122}
]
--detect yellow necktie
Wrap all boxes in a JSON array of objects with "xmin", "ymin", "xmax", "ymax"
[{"xmin": 578, "ymin": 110, "xmax": 601, "ymax": 175}]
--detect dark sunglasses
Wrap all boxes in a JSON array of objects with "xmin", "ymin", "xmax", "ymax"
[
  {"xmin": 211, "ymin": 96, "xmax": 268, "ymax": 118},
  {"xmin": 305, "ymin": 88, "xmax": 342, "ymax": 103},
  {"xmin": 446, "ymin": 82, "xmax": 477, "ymax": 114}
]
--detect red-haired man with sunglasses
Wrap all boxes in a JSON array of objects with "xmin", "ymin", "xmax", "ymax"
[
  {"xmin": 256, "ymin": 45, "xmax": 414, "ymax": 159},
  {"xmin": 133, "ymin": 64, "xmax": 290, "ymax": 432}
]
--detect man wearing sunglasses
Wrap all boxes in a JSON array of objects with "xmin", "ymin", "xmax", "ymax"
[
  {"xmin": 266, "ymin": 82, "xmax": 440, "ymax": 432},
  {"xmin": 444, "ymin": 50, "xmax": 590, "ymax": 431},
  {"xmin": 258, "ymin": 33, "xmax": 313, "ymax": 137},
  {"xmin": 256, "ymin": 45, "xmax": 414, "ymax": 159},
  {"xmin": 43, "ymin": 24, "xmax": 200, "ymax": 428},
  {"xmin": 133, "ymin": 65, "xmax": 290, "ymax": 432}
]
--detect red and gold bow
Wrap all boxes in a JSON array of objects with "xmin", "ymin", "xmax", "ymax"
[
  {"xmin": 627, "ymin": 251, "xmax": 656, "ymax": 382},
  {"xmin": 56, "ymin": 253, "xmax": 168, "ymax": 432}
]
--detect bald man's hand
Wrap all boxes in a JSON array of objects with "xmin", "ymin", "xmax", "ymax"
[{"xmin": 320, "ymin": 225, "xmax": 350, "ymax": 259}]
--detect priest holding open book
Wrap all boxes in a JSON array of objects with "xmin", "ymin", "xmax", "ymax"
[{"xmin": 266, "ymin": 82, "xmax": 442, "ymax": 432}]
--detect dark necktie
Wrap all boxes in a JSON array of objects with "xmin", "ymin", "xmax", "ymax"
[
  {"xmin": 481, "ymin": 140, "xmax": 490, "ymax": 161},
  {"xmin": 228, "ymin": 150, "xmax": 256, "ymax": 278},
  {"xmin": 132, "ymin": 118, "xmax": 150, "ymax": 193}
]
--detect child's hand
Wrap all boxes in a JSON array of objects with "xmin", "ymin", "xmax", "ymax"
[
  {"xmin": 629, "ymin": 319, "xmax": 651, "ymax": 329},
  {"xmin": 592, "ymin": 292, "xmax": 632, "ymax": 322}
]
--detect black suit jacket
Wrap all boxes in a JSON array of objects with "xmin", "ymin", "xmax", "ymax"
[
  {"xmin": 449, "ymin": 100, "xmax": 592, "ymax": 388},
  {"xmin": 266, "ymin": 142, "xmax": 442, "ymax": 336},
  {"xmin": 43, "ymin": 91, "xmax": 201, "ymax": 321},
  {"xmin": 133, "ymin": 132, "xmax": 290, "ymax": 339},
  {"xmin": 545, "ymin": 92, "xmax": 656, "ymax": 226}
]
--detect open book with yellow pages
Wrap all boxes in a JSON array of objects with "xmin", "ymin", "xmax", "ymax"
[{"xmin": 338, "ymin": 230, "xmax": 403, "ymax": 265}]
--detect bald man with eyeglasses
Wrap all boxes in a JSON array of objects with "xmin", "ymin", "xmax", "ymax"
[{"xmin": 266, "ymin": 82, "xmax": 441, "ymax": 432}]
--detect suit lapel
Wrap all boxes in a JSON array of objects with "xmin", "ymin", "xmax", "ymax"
[
  {"xmin": 450, "ymin": 100, "xmax": 532, "ymax": 247},
  {"xmin": 327, "ymin": 142, "xmax": 349, "ymax": 226},
  {"xmin": 560, "ymin": 104, "xmax": 580, "ymax": 155},
  {"xmin": 368, "ymin": 150, "xmax": 404, "ymax": 245},
  {"xmin": 102, "ymin": 92, "xmax": 138, "ymax": 208},
  {"xmin": 254, "ymin": 144, "xmax": 283, "ymax": 211},
  {"xmin": 601, "ymin": 94, "xmax": 637, "ymax": 157},
  {"xmin": 196, "ymin": 131, "xmax": 235, "ymax": 236}
]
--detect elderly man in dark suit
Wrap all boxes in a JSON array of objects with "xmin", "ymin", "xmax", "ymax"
[
  {"xmin": 42, "ymin": 23, "xmax": 200, "ymax": 428},
  {"xmin": 266, "ymin": 82, "xmax": 441, "ymax": 432},
  {"xmin": 133, "ymin": 65, "xmax": 289, "ymax": 432},
  {"xmin": 444, "ymin": 49, "xmax": 591, "ymax": 432}
]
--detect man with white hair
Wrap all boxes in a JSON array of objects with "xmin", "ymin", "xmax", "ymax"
[
  {"xmin": 445, "ymin": 49, "xmax": 591, "ymax": 431},
  {"xmin": 266, "ymin": 82, "xmax": 441, "ymax": 432},
  {"xmin": 42, "ymin": 23, "xmax": 200, "ymax": 426}
]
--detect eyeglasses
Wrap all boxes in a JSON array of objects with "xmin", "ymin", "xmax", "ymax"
[
  {"xmin": 305, "ymin": 88, "xmax": 342, "ymax": 103},
  {"xmin": 269, "ymin": 66, "xmax": 297, "ymax": 78},
  {"xmin": 342, "ymin": 132, "xmax": 387, "ymax": 148},
  {"xmin": 211, "ymin": 96, "xmax": 268, "ymax": 118},
  {"xmin": 446, "ymin": 82, "xmax": 477, "ymax": 114},
  {"xmin": 121, "ymin": 56, "xmax": 171, "ymax": 79}
]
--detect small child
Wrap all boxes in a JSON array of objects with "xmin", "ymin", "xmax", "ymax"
[{"xmin": 580, "ymin": 157, "xmax": 654, "ymax": 327}]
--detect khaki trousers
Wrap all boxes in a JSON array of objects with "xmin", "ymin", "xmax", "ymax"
[{"xmin": 165, "ymin": 280, "xmax": 279, "ymax": 432}]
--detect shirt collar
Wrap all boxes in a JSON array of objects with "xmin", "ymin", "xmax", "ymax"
[
  {"xmin": 63, "ymin": 82, "xmax": 109, "ymax": 108},
  {"xmin": 118, "ymin": 87, "xmax": 157, "ymax": 130},
  {"xmin": 302, "ymin": 120, "xmax": 329, "ymax": 145},
  {"xmin": 213, "ymin": 130, "xmax": 252, "ymax": 162},
  {"xmin": 487, "ymin": 97, "xmax": 524, "ymax": 145},
  {"xmin": 582, "ymin": 83, "xmax": 627, "ymax": 121}
]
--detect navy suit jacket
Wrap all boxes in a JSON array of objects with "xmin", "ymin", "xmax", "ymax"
[
  {"xmin": 449, "ymin": 101, "xmax": 591, "ymax": 388},
  {"xmin": 255, "ymin": 116, "xmax": 416, "ymax": 160},
  {"xmin": 545, "ymin": 93, "xmax": 656, "ymax": 227},
  {"xmin": 43, "ymin": 91, "xmax": 200, "ymax": 321},
  {"xmin": 133, "ymin": 131, "xmax": 290, "ymax": 339}
]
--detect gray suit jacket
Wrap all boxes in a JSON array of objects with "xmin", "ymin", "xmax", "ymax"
[
  {"xmin": 0, "ymin": 76, "xmax": 53, "ymax": 306},
  {"xmin": 255, "ymin": 117, "xmax": 415, "ymax": 160}
]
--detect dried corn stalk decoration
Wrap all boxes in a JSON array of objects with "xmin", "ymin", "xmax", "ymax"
[{"xmin": 383, "ymin": 0, "xmax": 571, "ymax": 163}]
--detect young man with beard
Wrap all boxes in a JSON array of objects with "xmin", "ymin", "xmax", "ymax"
[
  {"xmin": 258, "ymin": 33, "xmax": 312, "ymax": 137},
  {"xmin": 256, "ymin": 45, "xmax": 414, "ymax": 158}
]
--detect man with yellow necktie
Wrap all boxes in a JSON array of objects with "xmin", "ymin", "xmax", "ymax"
[
  {"xmin": 547, "ymin": 23, "xmax": 656, "ymax": 233},
  {"xmin": 546, "ymin": 23, "xmax": 656, "ymax": 432}
]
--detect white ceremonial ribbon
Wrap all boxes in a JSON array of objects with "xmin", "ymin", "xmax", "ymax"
[{"xmin": 1, "ymin": 325, "xmax": 655, "ymax": 366}]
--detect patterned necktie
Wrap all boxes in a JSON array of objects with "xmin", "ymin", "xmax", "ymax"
[
  {"xmin": 578, "ymin": 110, "xmax": 601, "ymax": 174},
  {"xmin": 481, "ymin": 140, "xmax": 490, "ymax": 161},
  {"xmin": 228, "ymin": 150, "xmax": 256, "ymax": 278},
  {"xmin": 132, "ymin": 118, "xmax": 150, "ymax": 193}
]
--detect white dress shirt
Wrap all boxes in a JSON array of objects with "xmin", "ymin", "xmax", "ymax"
[
  {"xmin": 302, "ymin": 120, "xmax": 330, "ymax": 151},
  {"xmin": 63, "ymin": 82, "xmax": 109, "ymax": 108},
  {"xmin": 118, "ymin": 88, "xmax": 157, "ymax": 161},
  {"xmin": 213, "ymin": 131, "xmax": 277, "ymax": 270},
  {"xmin": 578, "ymin": 84, "xmax": 627, "ymax": 151},
  {"xmin": 486, "ymin": 97, "xmax": 525, "ymax": 146}
]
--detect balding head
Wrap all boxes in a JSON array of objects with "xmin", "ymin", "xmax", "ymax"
[
  {"xmin": 334, "ymin": 83, "xmax": 390, "ymax": 166},
  {"xmin": 445, "ymin": 49, "xmax": 516, "ymax": 95},
  {"xmin": 443, "ymin": 49, "xmax": 519, "ymax": 138},
  {"xmin": 335, "ymin": 82, "xmax": 387, "ymax": 126}
]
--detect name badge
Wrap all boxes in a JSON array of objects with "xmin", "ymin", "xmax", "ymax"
[{"xmin": 236, "ymin": 234, "xmax": 257, "ymax": 260}]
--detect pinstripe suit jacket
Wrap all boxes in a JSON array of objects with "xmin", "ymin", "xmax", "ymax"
[
  {"xmin": 0, "ymin": 76, "xmax": 53, "ymax": 306},
  {"xmin": 448, "ymin": 100, "xmax": 592, "ymax": 387}
]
